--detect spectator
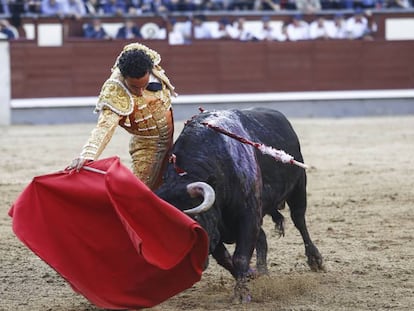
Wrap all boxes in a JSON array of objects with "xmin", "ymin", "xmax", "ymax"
[
  {"xmin": 0, "ymin": 0, "xmax": 10, "ymax": 14},
  {"xmin": 101, "ymin": 0, "xmax": 127, "ymax": 16},
  {"xmin": 254, "ymin": 0, "xmax": 281, "ymax": 10},
  {"xmin": 139, "ymin": 0, "xmax": 170, "ymax": 13},
  {"xmin": 116, "ymin": 18, "xmax": 142, "ymax": 39},
  {"xmin": 233, "ymin": 17, "xmax": 256, "ymax": 41},
  {"xmin": 83, "ymin": 18, "xmax": 111, "ymax": 39},
  {"xmin": 41, "ymin": 0, "xmax": 67, "ymax": 17},
  {"xmin": 286, "ymin": 14, "xmax": 309, "ymax": 41},
  {"xmin": 295, "ymin": 0, "xmax": 321, "ymax": 13},
  {"xmin": 167, "ymin": 0, "xmax": 198, "ymax": 11},
  {"xmin": 211, "ymin": 17, "xmax": 238, "ymax": 40},
  {"xmin": 175, "ymin": 15, "xmax": 193, "ymax": 43},
  {"xmin": 126, "ymin": 0, "xmax": 142, "ymax": 14},
  {"xmin": 255, "ymin": 16, "xmax": 281, "ymax": 41},
  {"xmin": 320, "ymin": 0, "xmax": 345, "ymax": 9},
  {"xmin": 193, "ymin": 15, "xmax": 212, "ymax": 39},
  {"xmin": 360, "ymin": 0, "xmax": 379, "ymax": 8},
  {"xmin": 7, "ymin": 0, "xmax": 26, "ymax": 30},
  {"xmin": 277, "ymin": 21, "xmax": 289, "ymax": 41},
  {"xmin": 309, "ymin": 15, "xmax": 331, "ymax": 40},
  {"xmin": 282, "ymin": 0, "xmax": 298, "ymax": 9},
  {"xmin": 363, "ymin": 9, "xmax": 377, "ymax": 40},
  {"xmin": 386, "ymin": 0, "xmax": 411, "ymax": 8},
  {"xmin": 327, "ymin": 12, "xmax": 347, "ymax": 39},
  {"xmin": 0, "ymin": 19, "xmax": 18, "ymax": 39},
  {"xmin": 202, "ymin": 0, "xmax": 228, "ymax": 10},
  {"xmin": 341, "ymin": 0, "xmax": 382, "ymax": 9},
  {"xmin": 345, "ymin": 8, "xmax": 377, "ymax": 40},
  {"xmin": 66, "ymin": 0, "xmax": 86, "ymax": 19},
  {"xmin": 83, "ymin": 0, "xmax": 102, "ymax": 15},
  {"xmin": 229, "ymin": 0, "xmax": 255, "ymax": 10},
  {"xmin": 166, "ymin": 18, "xmax": 186, "ymax": 45},
  {"xmin": 26, "ymin": 0, "xmax": 43, "ymax": 14}
]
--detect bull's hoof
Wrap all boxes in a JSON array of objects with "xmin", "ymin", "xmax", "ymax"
[
  {"xmin": 232, "ymin": 291, "xmax": 252, "ymax": 304},
  {"xmin": 308, "ymin": 255, "xmax": 326, "ymax": 272},
  {"xmin": 306, "ymin": 244, "xmax": 326, "ymax": 272},
  {"xmin": 233, "ymin": 281, "xmax": 252, "ymax": 303},
  {"xmin": 256, "ymin": 265, "xmax": 269, "ymax": 277}
]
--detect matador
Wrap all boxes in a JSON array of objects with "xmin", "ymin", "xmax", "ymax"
[{"xmin": 70, "ymin": 43, "xmax": 176, "ymax": 190}]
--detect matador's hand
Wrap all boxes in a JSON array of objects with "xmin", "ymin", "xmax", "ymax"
[{"xmin": 67, "ymin": 157, "xmax": 92, "ymax": 171}]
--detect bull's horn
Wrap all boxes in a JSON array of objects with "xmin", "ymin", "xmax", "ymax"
[{"xmin": 184, "ymin": 182, "xmax": 215, "ymax": 215}]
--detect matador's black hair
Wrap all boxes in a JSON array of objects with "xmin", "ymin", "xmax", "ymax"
[{"xmin": 118, "ymin": 49, "xmax": 153, "ymax": 78}]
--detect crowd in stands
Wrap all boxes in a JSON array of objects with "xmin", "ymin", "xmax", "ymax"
[
  {"xmin": 0, "ymin": 0, "xmax": 411, "ymax": 40},
  {"xmin": 80, "ymin": 8, "xmax": 377, "ymax": 44},
  {"xmin": 173, "ymin": 9, "xmax": 379, "ymax": 42},
  {"xmin": 0, "ymin": 0, "xmax": 412, "ymax": 19}
]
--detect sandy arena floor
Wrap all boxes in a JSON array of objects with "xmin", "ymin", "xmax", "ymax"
[{"xmin": 1, "ymin": 115, "xmax": 413, "ymax": 311}]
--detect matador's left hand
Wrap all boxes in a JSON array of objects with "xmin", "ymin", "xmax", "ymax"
[{"xmin": 67, "ymin": 157, "xmax": 92, "ymax": 172}]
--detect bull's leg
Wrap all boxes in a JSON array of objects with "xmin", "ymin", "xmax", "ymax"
[
  {"xmin": 287, "ymin": 176, "xmax": 324, "ymax": 272},
  {"xmin": 269, "ymin": 208, "xmax": 285, "ymax": 237},
  {"xmin": 232, "ymin": 210, "xmax": 261, "ymax": 303},
  {"xmin": 255, "ymin": 228, "xmax": 269, "ymax": 276},
  {"xmin": 211, "ymin": 242, "xmax": 236, "ymax": 277}
]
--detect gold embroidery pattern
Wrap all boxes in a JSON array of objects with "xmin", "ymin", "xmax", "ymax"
[
  {"xmin": 80, "ymin": 109, "xmax": 120, "ymax": 160},
  {"xmin": 129, "ymin": 109, "xmax": 173, "ymax": 189},
  {"xmin": 96, "ymin": 79, "xmax": 133, "ymax": 116}
]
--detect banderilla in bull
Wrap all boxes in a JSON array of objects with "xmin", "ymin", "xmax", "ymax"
[{"xmin": 200, "ymin": 122, "xmax": 308, "ymax": 170}]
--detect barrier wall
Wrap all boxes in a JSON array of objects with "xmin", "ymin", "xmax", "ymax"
[{"xmin": 10, "ymin": 39, "xmax": 414, "ymax": 99}]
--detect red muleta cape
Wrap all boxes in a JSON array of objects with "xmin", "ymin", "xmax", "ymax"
[{"xmin": 8, "ymin": 156, "xmax": 209, "ymax": 310}]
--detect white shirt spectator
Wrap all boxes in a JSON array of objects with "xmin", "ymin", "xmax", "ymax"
[
  {"xmin": 274, "ymin": 25, "xmax": 288, "ymax": 42},
  {"xmin": 177, "ymin": 18, "xmax": 192, "ymax": 42},
  {"xmin": 168, "ymin": 23, "xmax": 185, "ymax": 45},
  {"xmin": 194, "ymin": 23, "xmax": 212, "ymax": 39},
  {"xmin": 327, "ymin": 13, "xmax": 347, "ymax": 39},
  {"xmin": 66, "ymin": 0, "xmax": 86, "ymax": 19},
  {"xmin": 41, "ymin": 0, "xmax": 68, "ymax": 17},
  {"xmin": 233, "ymin": 18, "xmax": 256, "ymax": 41},
  {"xmin": 255, "ymin": 18, "xmax": 284, "ymax": 41},
  {"xmin": 286, "ymin": 15, "xmax": 310, "ymax": 41},
  {"xmin": 345, "ymin": 12, "xmax": 369, "ymax": 39},
  {"xmin": 309, "ymin": 17, "xmax": 331, "ymax": 40},
  {"xmin": 211, "ymin": 18, "xmax": 238, "ymax": 40},
  {"xmin": 295, "ymin": 0, "xmax": 321, "ymax": 13},
  {"xmin": 192, "ymin": 15, "xmax": 212, "ymax": 39}
]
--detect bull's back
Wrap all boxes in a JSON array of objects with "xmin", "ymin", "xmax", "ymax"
[
  {"xmin": 237, "ymin": 108, "xmax": 305, "ymax": 204},
  {"xmin": 238, "ymin": 108, "xmax": 301, "ymax": 158}
]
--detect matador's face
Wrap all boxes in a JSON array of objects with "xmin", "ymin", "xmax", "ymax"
[{"xmin": 124, "ymin": 72, "xmax": 150, "ymax": 97}]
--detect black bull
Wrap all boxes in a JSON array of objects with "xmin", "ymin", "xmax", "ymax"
[{"xmin": 156, "ymin": 107, "xmax": 324, "ymax": 301}]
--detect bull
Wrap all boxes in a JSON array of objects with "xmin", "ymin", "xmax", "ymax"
[{"xmin": 155, "ymin": 107, "xmax": 324, "ymax": 302}]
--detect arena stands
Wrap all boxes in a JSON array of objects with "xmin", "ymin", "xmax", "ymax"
[{"xmin": 1, "ymin": 2, "xmax": 414, "ymax": 124}]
